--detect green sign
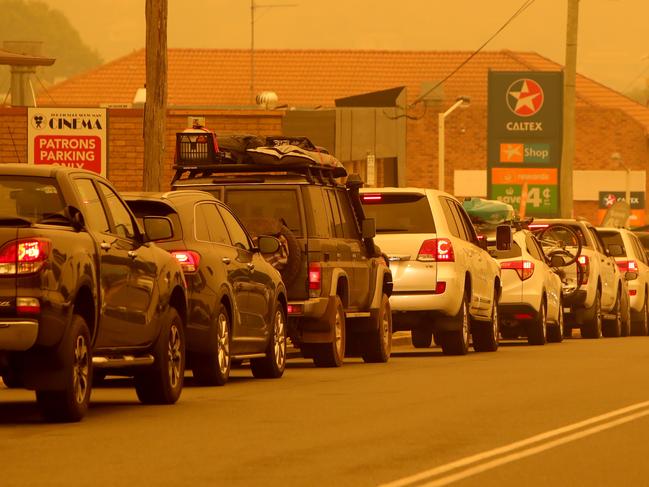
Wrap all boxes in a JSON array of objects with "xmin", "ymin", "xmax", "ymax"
[{"xmin": 487, "ymin": 71, "xmax": 563, "ymax": 217}]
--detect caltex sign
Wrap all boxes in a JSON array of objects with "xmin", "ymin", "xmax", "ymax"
[
  {"xmin": 27, "ymin": 108, "xmax": 107, "ymax": 176},
  {"xmin": 487, "ymin": 71, "xmax": 563, "ymax": 217}
]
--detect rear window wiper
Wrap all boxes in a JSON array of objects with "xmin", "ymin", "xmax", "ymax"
[{"xmin": 38, "ymin": 212, "xmax": 72, "ymax": 226}]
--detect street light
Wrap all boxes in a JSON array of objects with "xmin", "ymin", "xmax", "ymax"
[
  {"xmin": 438, "ymin": 96, "xmax": 470, "ymax": 193},
  {"xmin": 611, "ymin": 152, "xmax": 632, "ymax": 226}
]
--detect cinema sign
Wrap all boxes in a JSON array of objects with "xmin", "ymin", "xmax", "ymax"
[{"xmin": 27, "ymin": 108, "xmax": 107, "ymax": 176}]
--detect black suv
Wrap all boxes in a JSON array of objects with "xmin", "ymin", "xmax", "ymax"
[
  {"xmin": 170, "ymin": 130, "xmax": 393, "ymax": 367},
  {"xmin": 124, "ymin": 190, "xmax": 288, "ymax": 385}
]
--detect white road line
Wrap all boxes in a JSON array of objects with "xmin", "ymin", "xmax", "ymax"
[
  {"xmin": 380, "ymin": 400, "xmax": 649, "ymax": 487},
  {"xmin": 420, "ymin": 408, "xmax": 649, "ymax": 487}
]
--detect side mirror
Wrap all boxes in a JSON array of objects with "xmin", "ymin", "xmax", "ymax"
[
  {"xmin": 625, "ymin": 271, "xmax": 638, "ymax": 281},
  {"xmin": 607, "ymin": 244, "xmax": 624, "ymax": 257},
  {"xmin": 362, "ymin": 218, "xmax": 376, "ymax": 239},
  {"xmin": 143, "ymin": 216, "xmax": 174, "ymax": 241},
  {"xmin": 495, "ymin": 225, "xmax": 512, "ymax": 251},
  {"xmin": 549, "ymin": 254, "xmax": 566, "ymax": 267},
  {"xmin": 257, "ymin": 235, "xmax": 281, "ymax": 254},
  {"xmin": 477, "ymin": 235, "xmax": 488, "ymax": 251}
]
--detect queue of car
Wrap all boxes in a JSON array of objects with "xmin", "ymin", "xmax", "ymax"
[{"xmin": 2, "ymin": 127, "xmax": 649, "ymax": 423}]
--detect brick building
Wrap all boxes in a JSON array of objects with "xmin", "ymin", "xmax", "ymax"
[{"xmin": 1, "ymin": 48, "xmax": 647, "ymax": 224}]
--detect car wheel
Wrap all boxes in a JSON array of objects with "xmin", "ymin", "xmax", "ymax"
[
  {"xmin": 581, "ymin": 289, "xmax": 602, "ymax": 339},
  {"xmin": 547, "ymin": 302, "xmax": 564, "ymax": 343},
  {"xmin": 411, "ymin": 327, "xmax": 433, "ymax": 348},
  {"xmin": 1, "ymin": 365, "xmax": 23, "ymax": 389},
  {"xmin": 135, "ymin": 307, "xmax": 185, "ymax": 404},
  {"xmin": 472, "ymin": 301, "xmax": 499, "ymax": 352},
  {"xmin": 361, "ymin": 294, "xmax": 392, "ymax": 363},
  {"xmin": 439, "ymin": 294, "xmax": 470, "ymax": 356},
  {"xmin": 631, "ymin": 297, "xmax": 648, "ymax": 336},
  {"xmin": 312, "ymin": 296, "xmax": 345, "ymax": 367},
  {"xmin": 193, "ymin": 303, "xmax": 231, "ymax": 386},
  {"xmin": 251, "ymin": 302, "xmax": 287, "ymax": 378},
  {"xmin": 36, "ymin": 314, "xmax": 92, "ymax": 423},
  {"xmin": 602, "ymin": 292, "xmax": 622, "ymax": 338},
  {"xmin": 527, "ymin": 300, "xmax": 547, "ymax": 345}
]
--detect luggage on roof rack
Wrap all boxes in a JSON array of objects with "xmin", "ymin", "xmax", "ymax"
[{"xmin": 173, "ymin": 129, "xmax": 347, "ymax": 183}]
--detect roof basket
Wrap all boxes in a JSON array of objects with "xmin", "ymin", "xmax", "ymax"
[{"xmin": 172, "ymin": 130, "xmax": 347, "ymax": 184}]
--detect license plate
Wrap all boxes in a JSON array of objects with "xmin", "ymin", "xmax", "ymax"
[{"xmin": 563, "ymin": 307, "xmax": 571, "ymax": 313}]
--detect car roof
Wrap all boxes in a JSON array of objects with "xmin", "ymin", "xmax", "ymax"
[
  {"xmin": 359, "ymin": 187, "xmax": 456, "ymax": 199},
  {"xmin": 123, "ymin": 190, "xmax": 217, "ymax": 203},
  {"xmin": 0, "ymin": 163, "xmax": 95, "ymax": 178}
]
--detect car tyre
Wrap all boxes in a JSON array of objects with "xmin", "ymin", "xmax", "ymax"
[
  {"xmin": 547, "ymin": 302, "xmax": 564, "ymax": 343},
  {"xmin": 581, "ymin": 289, "xmax": 602, "ymax": 339},
  {"xmin": 361, "ymin": 294, "xmax": 392, "ymax": 363},
  {"xmin": 631, "ymin": 297, "xmax": 648, "ymax": 336},
  {"xmin": 251, "ymin": 302, "xmax": 287, "ymax": 378},
  {"xmin": 135, "ymin": 307, "xmax": 185, "ymax": 404},
  {"xmin": 411, "ymin": 327, "xmax": 433, "ymax": 349},
  {"xmin": 312, "ymin": 296, "xmax": 345, "ymax": 367},
  {"xmin": 35, "ymin": 314, "xmax": 92, "ymax": 423},
  {"xmin": 193, "ymin": 303, "xmax": 231, "ymax": 386},
  {"xmin": 439, "ymin": 295, "xmax": 470, "ymax": 356},
  {"xmin": 472, "ymin": 300, "xmax": 499, "ymax": 352},
  {"xmin": 602, "ymin": 292, "xmax": 622, "ymax": 338},
  {"xmin": 527, "ymin": 300, "xmax": 547, "ymax": 345}
]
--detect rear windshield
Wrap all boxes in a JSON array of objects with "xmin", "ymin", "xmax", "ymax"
[
  {"xmin": 637, "ymin": 233, "xmax": 649, "ymax": 250},
  {"xmin": 598, "ymin": 230, "xmax": 626, "ymax": 256},
  {"xmin": 0, "ymin": 176, "xmax": 66, "ymax": 224},
  {"xmin": 224, "ymin": 189, "xmax": 303, "ymax": 237},
  {"xmin": 126, "ymin": 200, "xmax": 182, "ymax": 241},
  {"xmin": 361, "ymin": 193, "xmax": 435, "ymax": 234},
  {"xmin": 487, "ymin": 241, "xmax": 522, "ymax": 259},
  {"xmin": 531, "ymin": 224, "xmax": 587, "ymax": 248}
]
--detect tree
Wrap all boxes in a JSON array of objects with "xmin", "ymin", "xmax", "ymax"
[{"xmin": 0, "ymin": 0, "xmax": 102, "ymax": 97}]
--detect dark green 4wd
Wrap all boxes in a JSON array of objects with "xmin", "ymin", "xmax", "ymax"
[{"xmin": 171, "ymin": 130, "xmax": 393, "ymax": 367}]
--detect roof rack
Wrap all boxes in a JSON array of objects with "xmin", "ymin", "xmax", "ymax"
[{"xmin": 172, "ymin": 130, "xmax": 347, "ymax": 185}]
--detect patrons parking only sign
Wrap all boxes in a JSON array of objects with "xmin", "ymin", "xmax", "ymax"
[{"xmin": 27, "ymin": 108, "xmax": 107, "ymax": 176}]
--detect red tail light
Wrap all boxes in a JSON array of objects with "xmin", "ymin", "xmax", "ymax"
[
  {"xmin": 171, "ymin": 250, "xmax": 201, "ymax": 273},
  {"xmin": 308, "ymin": 262, "xmax": 321, "ymax": 291},
  {"xmin": 617, "ymin": 260, "xmax": 638, "ymax": 273},
  {"xmin": 0, "ymin": 239, "xmax": 51, "ymax": 275},
  {"xmin": 578, "ymin": 255, "xmax": 589, "ymax": 285},
  {"xmin": 501, "ymin": 260, "xmax": 535, "ymax": 280},
  {"xmin": 16, "ymin": 297, "xmax": 40, "ymax": 314},
  {"xmin": 417, "ymin": 238, "xmax": 455, "ymax": 262}
]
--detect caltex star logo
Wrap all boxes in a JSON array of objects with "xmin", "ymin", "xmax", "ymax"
[
  {"xmin": 500, "ymin": 143, "xmax": 524, "ymax": 162},
  {"xmin": 605, "ymin": 193, "xmax": 617, "ymax": 207},
  {"xmin": 506, "ymin": 79, "xmax": 544, "ymax": 117}
]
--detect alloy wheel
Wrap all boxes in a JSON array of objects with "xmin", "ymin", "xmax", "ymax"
[
  {"xmin": 273, "ymin": 309, "xmax": 286, "ymax": 369},
  {"xmin": 167, "ymin": 324, "xmax": 183, "ymax": 389},
  {"xmin": 217, "ymin": 312, "xmax": 230, "ymax": 375},
  {"xmin": 73, "ymin": 335, "xmax": 90, "ymax": 404},
  {"xmin": 334, "ymin": 307, "xmax": 344, "ymax": 358}
]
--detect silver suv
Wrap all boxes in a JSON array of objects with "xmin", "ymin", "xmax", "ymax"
[{"xmin": 360, "ymin": 188, "xmax": 502, "ymax": 355}]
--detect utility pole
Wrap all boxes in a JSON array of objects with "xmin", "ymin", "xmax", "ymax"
[
  {"xmin": 250, "ymin": 0, "xmax": 297, "ymax": 104},
  {"xmin": 143, "ymin": 0, "xmax": 168, "ymax": 191},
  {"xmin": 560, "ymin": 0, "xmax": 579, "ymax": 218}
]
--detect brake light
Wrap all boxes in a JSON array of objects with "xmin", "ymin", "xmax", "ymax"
[
  {"xmin": 308, "ymin": 262, "xmax": 321, "ymax": 291},
  {"xmin": 578, "ymin": 255, "xmax": 589, "ymax": 285},
  {"xmin": 417, "ymin": 238, "xmax": 455, "ymax": 262},
  {"xmin": 0, "ymin": 239, "xmax": 50, "ymax": 275},
  {"xmin": 362, "ymin": 194, "xmax": 382, "ymax": 202},
  {"xmin": 528, "ymin": 224, "xmax": 549, "ymax": 230},
  {"xmin": 171, "ymin": 250, "xmax": 201, "ymax": 273},
  {"xmin": 617, "ymin": 260, "xmax": 638, "ymax": 273},
  {"xmin": 500, "ymin": 260, "xmax": 535, "ymax": 280}
]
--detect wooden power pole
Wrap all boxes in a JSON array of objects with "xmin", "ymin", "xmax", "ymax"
[
  {"xmin": 143, "ymin": 0, "xmax": 168, "ymax": 191},
  {"xmin": 560, "ymin": 0, "xmax": 579, "ymax": 218}
]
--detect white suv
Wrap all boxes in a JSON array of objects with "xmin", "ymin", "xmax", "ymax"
[
  {"xmin": 360, "ymin": 188, "xmax": 502, "ymax": 355},
  {"xmin": 531, "ymin": 219, "xmax": 628, "ymax": 338},
  {"xmin": 597, "ymin": 227, "xmax": 649, "ymax": 335}
]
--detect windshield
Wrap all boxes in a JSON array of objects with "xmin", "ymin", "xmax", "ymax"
[
  {"xmin": 598, "ymin": 230, "xmax": 626, "ymax": 256},
  {"xmin": 0, "ymin": 176, "xmax": 66, "ymax": 225},
  {"xmin": 224, "ymin": 189, "xmax": 303, "ymax": 237},
  {"xmin": 361, "ymin": 193, "xmax": 435, "ymax": 233}
]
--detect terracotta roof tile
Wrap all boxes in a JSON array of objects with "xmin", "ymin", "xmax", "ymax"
[{"xmin": 41, "ymin": 48, "xmax": 649, "ymax": 132}]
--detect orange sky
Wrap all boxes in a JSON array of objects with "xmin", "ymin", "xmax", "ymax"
[{"xmin": 41, "ymin": 0, "xmax": 649, "ymax": 94}]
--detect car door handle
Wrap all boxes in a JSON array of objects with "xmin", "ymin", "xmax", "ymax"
[
  {"xmin": 247, "ymin": 263, "xmax": 255, "ymax": 271},
  {"xmin": 222, "ymin": 257, "xmax": 231, "ymax": 265},
  {"xmin": 100, "ymin": 242, "xmax": 111, "ymax": 251},
  {"xmin": 127, "ymin": 250, "xmax": 137, "ymax": 259}
]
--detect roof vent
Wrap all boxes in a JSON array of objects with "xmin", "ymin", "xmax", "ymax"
[{"xmin": 256, "ymin": 91, "xmax": 279, "ymax": 109}]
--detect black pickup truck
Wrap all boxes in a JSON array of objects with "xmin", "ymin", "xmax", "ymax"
[{"xmin": 0, "ymin": 164, "xmax": 187, "ymax": 422}]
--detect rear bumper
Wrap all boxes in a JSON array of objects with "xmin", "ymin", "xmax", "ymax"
[
  {"xmin": 0, "ymin": 319, "xmax": 39, "ymax": 351},
  {"xmin": 563, "ymin": 290, "xmax": 588, "ymax": 307},
  {"xmin": 389, "ymin": 274, "xmax": 462, "ymax": 316},
  {"xmin": 499, "ymin": 303, "xmax": 539, "ymax": 321}
]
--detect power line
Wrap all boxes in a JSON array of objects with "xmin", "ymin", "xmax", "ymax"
[
  {"xmin": 34, "ymin": 73, "xmax": 57, "ymax": 106},
  {"xmin": 410, "ymin": 0, "xmax": 536, "ymax": 110}
]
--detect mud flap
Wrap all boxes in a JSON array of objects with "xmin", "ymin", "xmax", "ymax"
[{"xmin": 297, "ymin": 297, "xmax": 337, "ymax": 344}]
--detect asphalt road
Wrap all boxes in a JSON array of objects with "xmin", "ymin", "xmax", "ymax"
[{"xmin": 3, "ymin": 335, "xmax": 649, "ymax": 487}]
